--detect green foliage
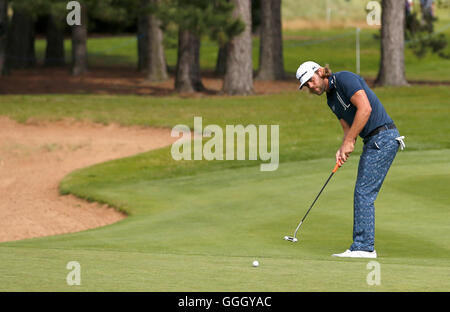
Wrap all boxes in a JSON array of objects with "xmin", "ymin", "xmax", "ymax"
[
  {"xmin": 9, "ymin": 0, "xmax": 50, "ymax": 19},
  {"xmin": 9, "ymin": 0, "xmax": 137, "ymax": 31},
  {"xmin": 155, "ymin": 0, "xmax": 245, "ymax": 45},
  {"xmin": 406, "ymin": 10, "xmax": 449, "ymax": 59},
  {"xmin": 88, "ymin": 0, "xmax": 131, "ymax": 25}
]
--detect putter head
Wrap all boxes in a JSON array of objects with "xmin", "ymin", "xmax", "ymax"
[{"xmin": 284, "ymin": 235, "xmax": 298, "ymax": 243}]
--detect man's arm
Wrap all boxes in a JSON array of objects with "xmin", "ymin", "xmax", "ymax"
[
  {"xmin": 336, "ymin": 119, "xmax": 355, "ymax": 164},
  {"xmin": 345, "ymin": 90, "xmax": 372, "ymax": 142},
  {"xmin": 336, "ymin": 90, "xmax": 372, "ymax": 165},
  {"xmin": 339, "ymin": 118, "xmax": 350, "ymax": 141}
]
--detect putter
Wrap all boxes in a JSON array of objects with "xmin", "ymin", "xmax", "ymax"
[{"xmin": 284, "ymin": 162, "xmax": 341, "ymax": 243}]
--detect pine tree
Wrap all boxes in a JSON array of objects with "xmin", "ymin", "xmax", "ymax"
[
  {"xmin": 256, "ymin": 0, "xmax": 284, "ymax": 81},
  {"xmin": 222, "ymin": 0, "xmax": 253, "ymax": 95},
  {"xmin": 155, "ymin": 0, "xmax": 245, "ymax": 93},
  {"xmin": 137, "ymin": 0, "xmax": 168, "ymax": 81},
  {"xmin": 405, "ymin": 6, "xmax": 449, "ymax": 59},
  {"xmin": 7, "ymin": 1, "xmax": 36, "ymax": 69},
  {"xmin": 71, "ymin": 0, "xmax": 87, "ymax": 75},
  {"xmin": 0, "ymin": 0, "xmax": 7, "ymax": 75},
  {"xmin": 376, "ymin": 0, "xmax": 408, "ymax": 86}
]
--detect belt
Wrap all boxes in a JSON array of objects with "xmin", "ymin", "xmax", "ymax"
[{"xmin": 364, "ymin": 123, "xmax": 396, "ymax": 143}]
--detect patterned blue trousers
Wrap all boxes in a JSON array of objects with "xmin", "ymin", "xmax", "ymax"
[{"xmin": 350, "ymin": 128, "xmax": 400, "ymax": 252}]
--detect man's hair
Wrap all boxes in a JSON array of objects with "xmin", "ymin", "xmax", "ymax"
[{"xmin": 320, "ymin": 64, "xmax": 332, "ymax": 79}]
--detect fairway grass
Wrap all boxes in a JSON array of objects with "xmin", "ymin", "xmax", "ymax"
[{"xmin": 0, "ymin": 150, "xmax": 449, "ymax": 291}]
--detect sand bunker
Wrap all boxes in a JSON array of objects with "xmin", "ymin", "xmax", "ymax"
[{"xmin": 0, "ymin": 116, "xmax": 176, "ymax": 242}]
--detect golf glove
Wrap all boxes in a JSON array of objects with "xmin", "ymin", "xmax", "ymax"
[{"xmin": 395, "ymin": 136, "xmax": 406, "ymax": 150}]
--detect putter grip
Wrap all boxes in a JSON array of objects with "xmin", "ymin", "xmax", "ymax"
[{"xmin": 332, "ymin": 162, "xmax": 340, "ymax": 173}]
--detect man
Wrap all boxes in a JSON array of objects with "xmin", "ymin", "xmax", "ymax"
[
  {"xmin": 296, "ymin": 61, "xmax": 405, "ymax": 258},
  {"xmin": 405, "ymin": 0, "xmax": 414, "ymax": 17},
  {"xmin": 420, "ymin": 0, "xmax": 435, "ymax": 19}
]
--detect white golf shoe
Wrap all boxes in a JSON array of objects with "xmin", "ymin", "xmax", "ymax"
[{"xmin": 332, "ymin": 249, "xmax": 377, "ymax": 259}]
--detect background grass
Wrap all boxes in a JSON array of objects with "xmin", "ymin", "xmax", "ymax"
[{"xmin": 282, "ymin": 0, "xmax": 368, "ymax": 22}]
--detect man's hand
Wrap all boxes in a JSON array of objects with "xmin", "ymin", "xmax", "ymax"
[{"xmin": 336, "ymin": 139, "xmax": 355, "ymax": 165}]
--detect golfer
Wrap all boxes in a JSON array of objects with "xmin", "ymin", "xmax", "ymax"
[{"xmin": 296, "ymin": 61, "xmax": 405, "ymax": 258}]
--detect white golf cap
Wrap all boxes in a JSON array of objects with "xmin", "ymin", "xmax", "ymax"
[{"xmin": 296, "ymin": 61, "xmax": 321, "ymax": 89}]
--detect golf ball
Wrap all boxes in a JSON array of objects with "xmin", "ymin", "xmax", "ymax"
[{"xmin": 252, "ymin": 260, "xmax": 259, "ymax": 267}]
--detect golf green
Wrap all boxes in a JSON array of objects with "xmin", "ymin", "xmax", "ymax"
[{"xmin": 1, "ymin": 149, "xmax": 448, "ymax": 291}]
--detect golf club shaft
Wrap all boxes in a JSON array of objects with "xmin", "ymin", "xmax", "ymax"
[
  {"xmin": 301, "ymin": 171, "xmax": 335, "ymax": 223},
  {"xmin": 293, "ymin": 163, "xmax": 340, "ymax": 236}
]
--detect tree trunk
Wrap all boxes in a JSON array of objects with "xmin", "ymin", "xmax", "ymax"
[
  {"xmin": 137, "ymin": 0, "xmax": 168, "ymax": 81},
  {"xmin": 137, "ymin": 1, "xmax": 148, "ymax": 72},
  {"xmin": 256, "ymin": 0, "xmax": 284, "ymax": 80},
  {"xmin": 0, "ymin": 0, "xmax": 8, "ymax": 75},
  {"xmin": 222, "ymin": 0, "xmax": 253, "ymax": 95},
  {"xmin": 175, "ymin": 29, "xmax": 204, "ymax": 93},
  {"xmin": 71, "ymin": 3, "xmax": 87, "ymax": 76},
  {"xmin": 45, "ymin": 14, "xmax": 65, "ymax": 67},
  {"xmin": 215, "ymin": 44, "xmax": 227, "ymax": 76},
  {"xmin": 7, "ymin": 8, "xmax": 35, "ymax": 69},
  {"xmin": 375, "ymin": 0, "xmax": 408, "ymax": 86}
]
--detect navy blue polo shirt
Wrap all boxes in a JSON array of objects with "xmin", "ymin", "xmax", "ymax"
[{"xmin": 326, "ymin": 71, "xmax": 393, "ymax": 139}]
